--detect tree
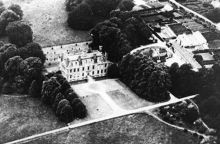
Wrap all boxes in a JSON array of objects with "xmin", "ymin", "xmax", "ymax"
[
  {"xmin": 19, "ymin": 57, "xmax": 43, "ymax": 88},
  {"xmin": 67, "ymin": 3, "xmax": 95, "ymax": 30},
  {"xmin": 14, "ymin": 75, "xmax": 26, "ymax": 94},
  {"xmin": 18, "ymin": 42, "xmax": 46, "ymax": 64},
  {"xmin": 8, "ymin": 4, "xmax": 23, "ymax": 19},
  {"xmin": 71, "ymin": 98, "xmax": 87, "ymax": 118},
  {"xmin": 4, "ymin": 56, "xmax": 23, "ymax": 79},
  {"xmin": 41, "ymin": 77, "xmax": 60, "ymax": 105},
  {"xmin": 90, "ymin": 11, "xmax": 152, "ymax": 62},
  {"xmin": 85, "ymin": 0, "xmax": 121, "ymax": 18},
  {"xmin": 118, "ymin": 0, "xmax": 134, "ymax": 11},
  {"xmin": 6, "ymin": 21, "xmax": 33, "ymax": 47},
  {"xmin": 66, "ymin": 91, "xmax": 78, "ymax": 102},
  {"xmin": 0, "ymin": 9, "xmax": 20, "ymax": 35},
  {"xmin": 53, "ymin": 93, "xmax": 65, "ymax": 111},
  {"xmin": 119, "ymin": 50, "xmax": 170, "ymax": 102},
  {"xmin": 0, "ymin": 9, "xmax": 19, "ymax": 22},
  {"xmin": 147, "ymin": 70, "xmax": 171, "ymax": 102},
  {"xmin": 0, "ymin": 76, "xmax": 3, "ymax": 93},
  {"xmin": 0, "ymin": 44, "xmax": 17, "ymax": 75},
  {"xmin": 56, "ymin": 99, "xmax": 70, "ymax": 116},
  {"xmin": 0, "ymin": 6, "xmax": 6, "ymax": 15},
  {"xmin": 2, "ymin": 81, "xmax": 16, "ymax": 94},
  {"xmin": 169, "ymin": 63, "xmax": 200, "ymax": 98},
  {"xmin": 59, "ymin": 104, "xmax": 74, "ymax": 123},
  {"xmin": 29, "ymin": 80, "xmax": 42, "ymax": 97},
  {"xmin": 107, "ymin": 63, "xmax": 120, "ymax": 78}
]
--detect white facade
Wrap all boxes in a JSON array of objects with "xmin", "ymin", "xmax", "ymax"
[
  {"xmin": 59, "ymin": 50, "xmax": 112, "ymax": 82},
  {"xmin": 43, "ymin": 41, "xmax": 91, "ymax": 66}
]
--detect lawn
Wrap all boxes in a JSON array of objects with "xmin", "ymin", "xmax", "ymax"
[
  {"xmin": 1, "ymin": 0, "xmax": 91, "ymax": 47},
  {"xmin": 31, "ymin": 114, "xmax": 201, "ymax": 144},
  {"xmin": 0, "ymin": 95, "xmax": 65, "ymax": 143},
  {"xmin": 107, "ymin": 90, "xmax": 153, "ymax": 110}
]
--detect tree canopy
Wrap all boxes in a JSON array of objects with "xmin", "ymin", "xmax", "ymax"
[
  {"xmin": 0, "ymin": 2, "xmax": 23, "ymax": 36},
  {"xmin": 66, "ymin": 0, "xmax": 135, "ymax": 30},
  {"xmin": 90, "ymin": 11, "xmax": 153, "ymax": 62},
  {"xmin": 119, "ymin": 49, "xmax": 171, "ymax": 102},
  {"xmin": 6, "ymin": 21, "xmax": 33, "ymax": 47}
]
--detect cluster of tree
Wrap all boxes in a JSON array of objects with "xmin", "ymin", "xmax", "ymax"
[
  {"xmin": 0, "ymin": 42, "xmax": 45, "ymax": 94},
  {"xmin": 0, "ymin": 1, "xmax": 32, "ymax": 47},
  {"xmin": 205, "ymin": 8, "xmax": 220, "ymax": 23},
  {"xmin": 41, "ymin": 71, "xmax": 87, "ymax": 123},
  {"xmin": 159, "ymin": 100, "xmax": 200, "ymax": 126},
  {"xmin": 119, "ymin": 49, "xmax": 171, "ymax": 102},
  {"xmin": 66, "ymin": 0, "xmax": 135, "ymax": 30},
  {"xmin": 168, "ymin": 62, "xmax": 220, "ymax": 143},
  {"xmin": 90, "ymin": 11, "xmax": 153, "ymax": 62}
]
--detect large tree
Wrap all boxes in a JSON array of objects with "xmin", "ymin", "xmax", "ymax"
[
  {"xmin": 4, "ymin": 56, "xmax": 23, "ymax": 80},
  {"xmin": 90, "ymin": 12, "xmax": 152, "ymax": 62},
  {"xmin": 8, "ymin": 4, "xmax": 23, "ymax": 19},
  {"xmin": 119, "ymin": 49, "xmax": 171, "ymax": 102},
  {"xmin": 66, "ymin": 0, "xmax": 135, "ymax": 30},
  {"xmin": 0, "ymin": 9, "xmax": 20, "ymax": 35},
  {"xmin": 6, "ymin": 21, "xmax": 33, "ymax": 47},
  {"xmin": 67, "ymin": 3, "xmax": 95, "ymax": 30},
  {"xmin": 18, "ymin": 42, "xmax": 46, "ymax": 64}
]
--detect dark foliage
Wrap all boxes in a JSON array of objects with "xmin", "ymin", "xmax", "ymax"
[
  {"xmin": 4, "ymin": 56, "xmax": 23, "ymax": 80},
  {"xmin": 29, "ymin": 79, "xmax": 43, "ymax": 98},
  {"xmin": 168, "ymin": 62, "xmax": 220, "ymax": 143},
  {"xmin": 18, "ymin": 42, "xmax": 46, "ymax": 64},
  {"xmin": 90, "ymin": 11, "xmax": 153, "ymax": 62},
  {"xmin": 0, "ymin": 4, "xmax": 22, "ymax": 36},
  {"xmin": 41, "ymin": 77, "xmax": 61, "ymax": 105},
  {"xmin": 56, "ymin": 99, "xmax": 70, "ymax": 116},
  {"xmin": 168, "ymin": 63, "xmax": 200, "ymax": 98},
  {"xmin": 71, "ymin": 98, "xmax": 87, "ymax": 118},
  {"xmin": 8, "ymin": 4, "xmax": 23, "ymax": 19},
  {"xmin": 59, "ymin": 104, "xmax": 74, "ymax": 123},
  {"xmin": 53, "ymin": 93, "xmax": 65, "ymax": 111},
  {"xmin": 42, "ymin": 72, "xmax": 87, "ymax": 123},
  {"xmin": 2, "ymin": 81, "xmax": 16, "ymax": 94},
  {"xmin": 66, "ymin": 0, "xmax": 135, "ymax": 30},
  {"xmin": 67, "ymin": 3, "xmax": 95, "ymax": 30},
  {"xmin": 6, "ymin": 21, "xmax": 33, "ymax": 47},
  {"xmin": 107, "ymin": 63, "xmax": 120, "ymax": 78},
  {"xmin": 118, "ymin": 0, "xmax": 134, "ymax": 11},
  {"xmin": 119, "ymin": 50, "xmax": 171, "ymax": 102}
]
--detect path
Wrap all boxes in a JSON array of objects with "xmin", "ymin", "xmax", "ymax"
[{"xmin": 6, "ymin": 94, "xmax": 197, "ymax": 144}]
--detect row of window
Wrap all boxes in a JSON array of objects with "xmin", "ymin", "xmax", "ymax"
[
  {"xmin": 69, "ymin": 69, "xmax": 107, "ymax": 79},
  {"xmin": 68, "ymin": 64, "xmax": 109, "ymax": 73}
]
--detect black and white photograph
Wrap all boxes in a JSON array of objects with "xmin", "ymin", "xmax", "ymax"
[{"xmin": 0, "ymin": 0, "xmax": 219, "ymax": 143}]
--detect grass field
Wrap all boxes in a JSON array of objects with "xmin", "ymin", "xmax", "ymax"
[
  {"xmin": 31, "ymin": 114, "xmax": 201, "ymax": 144},
  {"xmin": 0, "ymin": 95, "xmax": 65, "ymax": 143},
  {"xmin": 1, "ymin": 0, "xmax": 91, "ymax": 47}
]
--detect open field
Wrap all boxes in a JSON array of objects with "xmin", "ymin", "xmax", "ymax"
[
  {"xmin": 29, "ymin": 114, "xmax": 201, "ymax": 144},
  {"xmin": 1, "ymin": 79, "xmax": 201, "ymax": 144},
  {"xmin": 1, "ymin": 0, "xmax": 91, "ymax": 47},
  {"xmin": 0, "ymin": 95, "xmax": 65, "ymax": 143}
]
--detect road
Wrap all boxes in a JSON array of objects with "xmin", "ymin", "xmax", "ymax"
[
  {"xmin": 6, "ymin": 94, "xmax": 197, "ymax": 144},
  {"xmin": 169, "ymin": 0, "xmax": 218, "ymax": 29}
]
